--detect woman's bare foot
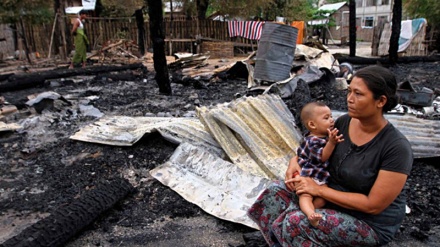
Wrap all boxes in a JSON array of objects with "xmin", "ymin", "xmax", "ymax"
[{"xmin": 309, "ymin": 212, "xmax": 322, "ymax": 227}]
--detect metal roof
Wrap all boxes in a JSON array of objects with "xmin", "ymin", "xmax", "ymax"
[
  {"xmin": 319, "ymin": 1, "xmax": 347, "ymax": 11},
  {"xmin": 332, "ymin": 111, "xmax": 440, "ymax": 158}
]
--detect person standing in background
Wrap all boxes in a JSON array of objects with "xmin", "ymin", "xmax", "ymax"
[{"xmin": 69, "ymin": 9, "xmax": 89, "ymax": 69}]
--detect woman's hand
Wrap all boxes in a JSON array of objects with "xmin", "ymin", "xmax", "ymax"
[
  {"xmin": 294, "ymin": 177, "xmax": 321, "ymax": 197},
  {"xmin": 285, "ymin": 156, "xmax": 301, "ymax": 191}
]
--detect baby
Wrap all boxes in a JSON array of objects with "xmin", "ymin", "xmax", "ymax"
[{"xmin": 294, "ymin": 101, "xmax": 344, "ymax": 226}]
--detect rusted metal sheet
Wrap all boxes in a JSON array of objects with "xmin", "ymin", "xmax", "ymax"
[
  {"xmin": 197, "ymin": 94, "xmax": 303, "ymax": 179},
  {"xmin": 150, "ymin": 142, "xmax": 270, "ymax": 229},
  {"xmin": 333, "ymin": 111, "xmax": 440, "ymax": 158}
]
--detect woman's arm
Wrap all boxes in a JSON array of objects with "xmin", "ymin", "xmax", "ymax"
[
  {"xmin": 294, "ymin": 170, "xmax": 407, "ymax": 214},
  {"xmin": 285, "ymin": 156, "xmax": 301, "ymax": 191}
]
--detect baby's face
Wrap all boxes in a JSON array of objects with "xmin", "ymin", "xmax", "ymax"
[{"xmin": 312, "ymin": 106, "xmax": 334, "ymax": 136}]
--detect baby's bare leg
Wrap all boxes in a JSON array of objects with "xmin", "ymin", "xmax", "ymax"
[
  {"xmin": 299, "ymin": 193, "xmax": 322, "ymax": 227},
  {"xmin": 313, "ymin": 185, "xmax": 328, "ymax": 209}
]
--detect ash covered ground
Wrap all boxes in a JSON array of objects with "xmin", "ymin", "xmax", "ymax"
[{"xmin": 1, "ymin": 60, "xmax": 440, "ymax": 247}]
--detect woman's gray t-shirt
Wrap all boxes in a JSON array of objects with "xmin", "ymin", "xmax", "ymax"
[{"xmin": 327, "ymin": 114, "xmax": 413, "ymax": 245}]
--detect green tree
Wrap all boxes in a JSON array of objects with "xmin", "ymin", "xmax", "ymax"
[
  {"xmin": 208, "ymin": 0, "xmax": 273, "ymax": 19},
  {"xmin": 100, "ymin": 0, "xmax": 144, "ymax": 17},
  {"xmin": 0, "ymin": 0, "xmax": 53, "ymax": 24},
  {"xmin": 324, "ymin": 0, "xmax": 348, "ymax": 4},
  {"xmin": 403, "ymin": 0, "xmax": 440, "ymax": 50},
  {"xmin": 164, "ymin": 0, "xmax": 313, "ymax": 21},
  {"xmin": 404, "ymin": 0, "xmax": 440, "ymax": 24},
  {"xmin": 262, "ymin": 0, "xmax": 313, "ymax": 21}
]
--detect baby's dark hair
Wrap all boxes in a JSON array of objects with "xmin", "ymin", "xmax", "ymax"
[
  {"xmin": 300, "ymin": 101, "xmax": 327, "ymax": 130},
  {"xmin": 352, "ymin": 65, "xmax": 398, "ymax": 112}
]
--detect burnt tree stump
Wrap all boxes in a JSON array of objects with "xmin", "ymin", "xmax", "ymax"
[{"xmin": 147, "ymin": 0, "xmax": 172, "ymax": 95}]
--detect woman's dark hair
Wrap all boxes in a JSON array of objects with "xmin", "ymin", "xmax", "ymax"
[
  {"xmin": 352, "ymin": 65, "xmax": 398, "ymax": 112},
  {"xmin": 79, "ymin": 9, "xmax": 87, "ymax": 15}
]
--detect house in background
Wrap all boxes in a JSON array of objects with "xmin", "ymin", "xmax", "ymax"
[
  {"xmin": 355, "ymin": 0, "xmax": 393, "ymax": 41},
  {"xmin": 313, "ymin": 0, "xmax": 394, "ymax": 43},
  {"xmin": 356, "ymin": 0, "xmax": 392, "ymax": 27},
  {"xmin": 309, "ymin": 1, "xmax": 349, "ymax": 44}
]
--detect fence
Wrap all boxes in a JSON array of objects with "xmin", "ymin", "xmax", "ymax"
[
  {"xmin": 18, "ymin": 18, "xmax": 256, "ymax": 59},
  {"xmin": 0, "ymin": 24, "xmax": 15, "ymax": 59}
]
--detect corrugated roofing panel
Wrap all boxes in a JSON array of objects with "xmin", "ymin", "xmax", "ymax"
[
  {"xmin": 197, "ymin": 94, "xmax": 303, "ymax": 179},
  {"xmin": 333, "ymin": 111, "xmax": 440, "ymax": 158},
  {"xmin": 150, "ymin": 142, "xmax": 270, "ymax": 229},
  {"xmin": 70, "ymin": 116, "xmax": 224, "ymax": 157}
]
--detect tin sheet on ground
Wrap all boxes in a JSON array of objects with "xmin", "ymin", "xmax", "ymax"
[
  {"xmin": 70, "ymin": 95, "xmax": 440, "ymax": 229},
  {"xmin": 69, "ymin": 116, "xmax": 224, "ymax": 157},
  {"xmin": 150, "ymin": 142, "xmax": 270, "ymax": 228},
  {"xmin": 197, "ymin": 94, "xmax": 302, "ymax": 179}
]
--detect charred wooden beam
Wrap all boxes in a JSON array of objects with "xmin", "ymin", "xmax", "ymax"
[
  {"xmin": 0, "ymin": 73, "xmax": 14, "ymax": 81},
  {"xmin": 0, "ymin": 63, "xmax": 147, "ymax": 92}
]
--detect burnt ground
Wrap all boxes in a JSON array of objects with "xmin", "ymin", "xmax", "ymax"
[{"xmin": 0, "ymin": 60, "xmax": 440, "ymax": 247}]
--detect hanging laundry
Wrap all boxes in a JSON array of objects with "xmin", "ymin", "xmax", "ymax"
[{"xmin": 228, "ymin": 21, "xmax": 265, "ymax": 40}]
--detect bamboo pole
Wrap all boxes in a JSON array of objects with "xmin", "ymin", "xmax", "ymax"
[{"xmin": 48, "ymin": 13, "xmax": 58, "ymax": 59}]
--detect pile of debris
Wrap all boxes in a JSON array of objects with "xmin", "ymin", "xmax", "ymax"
[{"xmin": 87, "ymin": 39, "xmax": 142, "ymax": 64}]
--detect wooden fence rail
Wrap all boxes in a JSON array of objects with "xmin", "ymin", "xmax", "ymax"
[{"xmin": 22, "ymin": 18, "xmax": 255, "ymax": 58}]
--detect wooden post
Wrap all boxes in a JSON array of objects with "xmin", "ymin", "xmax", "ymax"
[
  {"xmin": 19, "ymin": 18, "xmax": 32, "ymax": 64},
  {"xmin": 147, "ymin": 0, "xmax": 172, "ymax": 95},
  {"xmin": 48, "ymin": 13, "xmax": 58, "ymax": 59}
]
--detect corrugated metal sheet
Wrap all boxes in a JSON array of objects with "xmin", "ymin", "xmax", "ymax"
[
  {"xmin": 332, "ymin": 111, "xmax": 440, "ymax": 158},
  {"xmin": 70, "ymin": 116, "xmax": 224, "ymax": 157},
  {"xmin": 71, "ymin": 96, "xmax": 440, "ymax": 229},
  {"xmin": 197, "ymin": 94, "xmax": 303, "ymax": 179},
  {"xmin": 150, "ymin": 142, "xmax": 270, "ymax": 229}
]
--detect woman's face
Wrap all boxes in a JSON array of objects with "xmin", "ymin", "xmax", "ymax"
[{"xmin": 346, "ymin": 76, "xmax": 382, "ymax": 119}]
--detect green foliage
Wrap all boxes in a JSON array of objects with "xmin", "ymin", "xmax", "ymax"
[
  {"xmin": 312, "ymin": 9, "xmax": 337, "ymax": 27},
  {"xmin": 100, "ymin": 0, "xmax": 144, "ymax": 17},
  {"xmin": 205, "ymin": 0, "xmax": 312, "ymax": 21},
  {"xmin": 262, "ymin": 0, "xmax": 313, "ymax": 21},
  {"xmin": 0, "ymin": 0, "xmax": 53, "ymax": 24},
  {"xmin": 209, "ymin": 0, "xmax": 273, "ymax": 19},
  {"xmin": 325, "ymin": 0, "xmax": 348, "ymax": 3},
  {"xmin": 403, "ymin": 0, "xmax": 440, "ymax": 25},
  {"xmin": 181, "ymin": 0, "xmax": 197, "ymax": 18}
]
